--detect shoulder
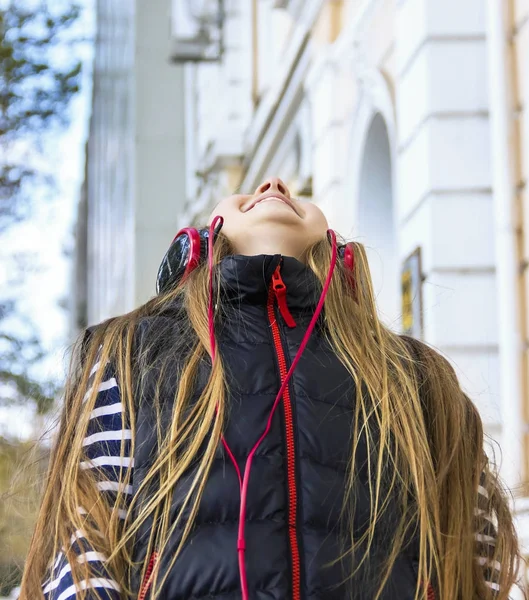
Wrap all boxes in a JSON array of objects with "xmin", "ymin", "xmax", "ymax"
[
  {"xmin": 398, "ymin": 334, "xmax": 458, "ymax": 382},
  {"xmin": 398, "ymin": 334, "xmax": 444, "ymax": 361},
  {"xmin": 133, "ymin": 311, "xmax": 191, "ymax": 361}
]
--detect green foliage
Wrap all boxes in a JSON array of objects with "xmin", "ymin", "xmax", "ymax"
[
  {"xmin": 0, "ymin": 0, "xmax": 83, "ymax": 228},
  {"xmin": 0, "ymin": 300, "xmax": 58, "ymax": 414},
  {"xmin": 0, "ymin": 0, "xmax": 82, "ymax": 414},
  {"xmin": 0, "ymin": 435, "xmax": 49, "ymax": 594}
]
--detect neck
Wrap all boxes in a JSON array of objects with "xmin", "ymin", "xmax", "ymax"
[
  {"xmin": 215, "ymin": 254, "xmax": 321, "ymax": 310},
  {"xmin": 232, "ymin": 231, "xmax": 306, "ymax": 264}
]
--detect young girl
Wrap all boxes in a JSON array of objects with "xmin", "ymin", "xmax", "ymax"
[{"xmin": 21, "ymin": 178, "xmax": 524, "ymax": 599}]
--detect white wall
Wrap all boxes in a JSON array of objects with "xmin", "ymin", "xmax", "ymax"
[
  {"xmin": 86, "ymin": 0, "xmax": 187, "ymax": 324},
  {"xmin": 395, "ymin": 0, "xmax": 501, "ymax": 440},
  {"xmin": 133, "ymin": 0, "xmax": 187, "ymax": 309},
  {"xmin": 87, "ymin": 0, "xmax": 136, "ymax": 324}
]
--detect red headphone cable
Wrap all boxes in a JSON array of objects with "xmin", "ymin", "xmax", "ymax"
[{"xmin": 207, "ymin": 216, "xmax": 338, "ymax": 600}]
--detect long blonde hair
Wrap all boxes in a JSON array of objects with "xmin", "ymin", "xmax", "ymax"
[{"xmin": 20, "ymin": 231, "xmax": 525, "ymax": 599}]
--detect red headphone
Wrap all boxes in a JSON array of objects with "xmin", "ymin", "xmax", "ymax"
[{"xmin": 156, "ymin": 222, "xmax": 357, "ymax": 295}]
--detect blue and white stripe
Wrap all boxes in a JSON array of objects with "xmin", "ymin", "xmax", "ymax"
[{"xmin": 43, "ymin": 349, "xmax": 132, "ymax": 600}]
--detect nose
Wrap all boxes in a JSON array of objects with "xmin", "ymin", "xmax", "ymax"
[{"xmin": 254, "ymin": 177, "xmax": 291, "ymax": 199}]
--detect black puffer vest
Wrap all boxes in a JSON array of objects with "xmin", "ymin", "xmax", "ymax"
[{"xmin": 130, "ymin": 254, "xmax": 424, "ymax": 600}]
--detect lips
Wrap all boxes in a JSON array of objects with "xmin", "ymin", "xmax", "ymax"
[{"xmin": 246, "ymin": 192, "xmax": 298, "ymax": 215}]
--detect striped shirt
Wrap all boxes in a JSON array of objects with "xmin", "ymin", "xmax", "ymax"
[
  {"xmin": 43, "ymin": 349, "xmax": 128, "ymax": 600},
  {"xmin": 42, "ymin": 352, "xmax": 501, "ymax": 599}
]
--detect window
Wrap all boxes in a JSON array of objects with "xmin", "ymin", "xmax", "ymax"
[{"xmin": 170, "ymin": 0, "xmax": 223, "ymax": 62}]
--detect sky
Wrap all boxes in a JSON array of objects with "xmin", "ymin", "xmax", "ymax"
[{"xmin": 0, "ymin": 0, "xmax": 95, "ymax": 439}]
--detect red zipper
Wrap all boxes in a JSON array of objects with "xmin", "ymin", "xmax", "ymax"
[
  {"xmin": 271, "ymin": 265, "xmax": 297, "ymax": 328},
  {"xmin": 138, "ymin": 551, "xmax": 159, "ymax": 600},
  {"xmin": 419, "ymin": 578, "xmax": 435, "ymax": 600},
  {"xmin": 427, "ymin": 582, "xmax": 435, "ymax": 600},
  {"xmin": 267, "ymin": 264, "xmax": 301, "ymax": 600}
]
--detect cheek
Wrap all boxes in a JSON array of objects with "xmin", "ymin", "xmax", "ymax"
[
  {"xmin": 217, "ymin": 210, "xmax": 246, "ymax": 242},
  {"xmin": 211, "ymin": 203, "xmax": 240, "ymax": 227},
  {"xmin": 304, "ymin": 209, "xmax": 328, "ymax": 235},
  {"xmin": 209, "ymin": 197, "xmax": 246, "ymax": 224}
]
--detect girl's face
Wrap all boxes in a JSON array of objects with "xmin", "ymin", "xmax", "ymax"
[{"xmin": 207, "ymin": 177, "xmax": 329, "ymax": 263}]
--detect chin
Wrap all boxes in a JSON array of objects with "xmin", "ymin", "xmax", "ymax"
[
  {"xmin": 252, "ymin": 219, "xmax": 302, "ymax": 231},
  {"xmin": 250, "ymin": 209, "xmax": 301, "ymax": 222}
]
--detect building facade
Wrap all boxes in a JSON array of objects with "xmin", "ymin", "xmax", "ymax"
[
  {"xmin": 176, "ymin": 0, "xmax": 529, "ymax": 571},
  {"xmin": 77, "ymin": 0, "xmax": 188, "ymax": 325},
  {"xmin": 80, "ymin": 0, "xmax": 529, "ymax": 586}
]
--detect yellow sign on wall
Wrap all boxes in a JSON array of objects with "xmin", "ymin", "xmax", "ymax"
[{"xmin": 401, "ymin": 247, "xmax": 423, "ymax": 338}]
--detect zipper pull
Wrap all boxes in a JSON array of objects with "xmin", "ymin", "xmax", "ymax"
[{"xmin": 271, "ymin": 264, "xmax": 297, "ymax": 328}]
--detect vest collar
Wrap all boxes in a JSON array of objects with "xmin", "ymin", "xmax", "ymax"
[{"xmin": 216, "ymin": 254, "xmax": 322, "ymax": 311}]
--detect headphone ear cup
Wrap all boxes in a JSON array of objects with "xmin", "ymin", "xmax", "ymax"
[
  {"xmin": 343, "ymin": 242, "xmax": 355, "ymax": 273},
  {"xmin": 156, "ymin": 225, "xmax": 223, "ymax": 295},
  {"xmin": 338, "ymin": 242, "xmax": 356, "ymax": 294},
  {"xmin": 156, "ymin": 228, "xmax": 201, "ymax": 295}
]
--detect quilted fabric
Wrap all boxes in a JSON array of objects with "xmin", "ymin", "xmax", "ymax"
[{"xmin": 130, "ymin": 254, "xmax": 422, "ymax": 600}]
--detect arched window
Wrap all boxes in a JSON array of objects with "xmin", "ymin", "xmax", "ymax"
[{"xmin": 357, "ymin": 113, "xmax": 399, "ymax": 328}]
